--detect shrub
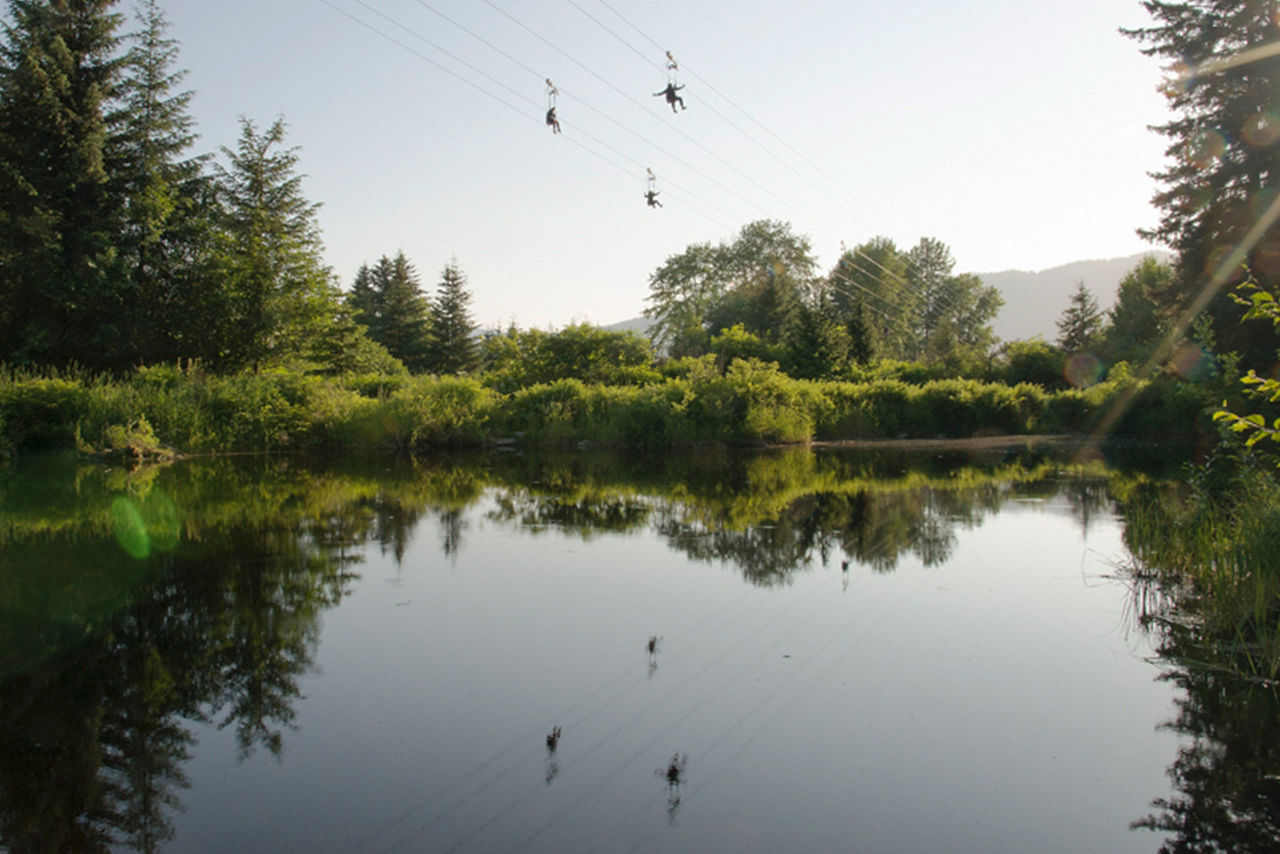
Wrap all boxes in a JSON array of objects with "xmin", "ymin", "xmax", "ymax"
[{"xmin": 0, "ymin": 376, "xmax": 89, "ymax": 449}]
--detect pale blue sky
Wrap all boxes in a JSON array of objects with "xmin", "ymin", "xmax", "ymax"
[{"xmin": 154, "ymin": 0, "xmax": 1169, "ymax": 329}]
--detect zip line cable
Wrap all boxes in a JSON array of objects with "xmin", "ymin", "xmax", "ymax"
[
  {"xmin": 322, "ymin": 0, "xmax": 972, "ymax": 330},
  {"xmin": 565, "ymin": 0, "xmax": 828, "ymax": 206},
  {"xmin": 476, "ymin": 0, "xmax": 808, "ymax": 219},
  {"xmin": 317, "ymin": 0, "xmax": 534, "ymax": 120},
  {"xmin": 590, "ymin": 0, "xmax": 866, "ymax": 211},
  {"xmin": 315, "ymin": 0, "xmax": 739, "ymax": 232},
  {"xmin": 356, "ymin": 0, "xmax": 771, "ymax": 224},
  {"xmin": 351, "ymin": 0, "xmax": 540, "ymax": 111},
  {"xmin": 562, "ymin": 0, "xmax": 663, "ymax": 73},
  {"xmin": 577, "ymin": 0, "xmax": 974, "ymax": 322}
]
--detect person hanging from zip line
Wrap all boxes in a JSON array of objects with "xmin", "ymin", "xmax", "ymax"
[
  {"xmin": 655, "ymin": 51, "xmax": 685, "ymax": 113},
  {"xmin": 653, "ymin": 82, "xmax": 685, "ymax": 113},
  {"xmin": 545, "ymin": 78, "xmax": 561, "ymax": 133},
  {"xmin": 644, "ymin": 167, "xmax": 662, "ymax": 207}
]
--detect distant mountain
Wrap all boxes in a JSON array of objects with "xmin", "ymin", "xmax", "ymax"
[
  {"xmin": 602, "ymin": 251, "xmax": 1173, "ymax": 345},
  {"xmin": 602, "ymin": 316, "xmax": 653, "ymax": 336},
  {"xmin": 981, "ymin": 251, "xmax": 1171, "ymax": 343}
]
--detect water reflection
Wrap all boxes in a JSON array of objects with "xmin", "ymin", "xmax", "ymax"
[
  {"xmin": 1125, "ymin": 551, "xmax": 1280, "ymax": 851},
  {"xmin": 0, "ymin": 445, "xmax": 1167, "ymax": 850}
]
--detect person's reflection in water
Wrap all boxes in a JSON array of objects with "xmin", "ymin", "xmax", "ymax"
[{"xmin": 658, "ymin": 753, "xmax": 688, "ymax": 825}]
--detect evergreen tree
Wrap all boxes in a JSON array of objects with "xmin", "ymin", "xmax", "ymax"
[
  {"xmin": 1124, "ymin": 3, "xmax": 1280, "ymax": 363},
  {"xmin": 379, "ymin": 252, "xmax": 430, "ymax": 370},
  {"xmin": 845, "ymin": 298, "xmax": 873, "ymax": 365},
  {"xmin": 1057, "ymin": 282, "xmax": 1103, "ymax": 352},
  {"xmin": 426, "ymin": 261, "xmax": 477, "ymax": 374},
  {"xmin": 783, "ymin": 294, "xmax": 851, "ymax": 379},
  {"xmin": 214, "ymin": 117, "xmax": 338, "ymax": 370},
  {"xmin": 115, "ymin": 0, "xmax": 211, "ymax": 363},
  {"xmin": 346, "ymin": 263, "xmax": 380, "ymax": 339},
  {"xmin": 0, "ymin": 0, "xmax": 126, "ymax": 366},
  {"xmin": 344, "ymin": 253, "xmax": 431, "ymax": 370}
]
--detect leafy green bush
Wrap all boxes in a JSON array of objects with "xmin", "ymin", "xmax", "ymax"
[
  {"xmin": 0, "ymin": 375, "xmax": 89, "ymax": 449},
  {"xmin": 381, "ymin": 376, "xmax": 496, "ymax": 447},
  {"xmin": 1001, "ymin": 338, "xmax": 1065, "ymax": 388}
]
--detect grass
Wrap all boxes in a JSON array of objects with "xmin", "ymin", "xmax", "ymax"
[{"xmin": 0, "ymin": 359, "xmax": 1213, "ymax": 458}]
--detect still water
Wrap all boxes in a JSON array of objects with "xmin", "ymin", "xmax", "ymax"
[{"xmin": 0, "ymin": 444, "xmax": 1216, "ymax": 851}]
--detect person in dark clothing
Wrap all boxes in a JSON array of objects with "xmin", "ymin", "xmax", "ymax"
[
  {"xmin": 653, "ymin": 83, "xmax": 685, "ymax": 113},
  {"xmin": 546, "ymin": 106, "xmax": 561, "ymax": 133}
]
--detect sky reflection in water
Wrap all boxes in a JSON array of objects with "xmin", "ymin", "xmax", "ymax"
[{"xmin": 0, "ymin": 447, "xmax": 1190, "ymax": 851}]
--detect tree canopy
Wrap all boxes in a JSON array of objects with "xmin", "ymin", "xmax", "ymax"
[{"xmin": 1124, "ymin": 1, "xmax": 1280, "ymax": 363}]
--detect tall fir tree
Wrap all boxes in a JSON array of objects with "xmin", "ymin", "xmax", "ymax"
[
  {"xmin": 345, "ymin": 252, "xmax": 430, "ymax": 370},
  {"xmin": 115, "ymin": 0, "xmax": 211, "ymax": 363},
  {"xmin": 215, "ymin": 117, "xmax": 339, "ymax": 370},
  {"xmin": 0, "ymin": 0, "xmax": 127, "ymax": 366},
  {"xmin": 1124, "ymin": 2, "xmax": 1280, "ymax": 363},
  {"xmin": 1057, "ymin": 282, "xmax": 1104, "ymax": 352},
  {"xmin": 347, "ymin": 263, "xmax": 379, "ymax": 340},
  {"xmin": 427, "ymin": 261, "xmax": 477, "ymax": 374}
]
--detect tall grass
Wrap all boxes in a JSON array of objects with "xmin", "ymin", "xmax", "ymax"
[
  {"xmin": 1122, "ymin": 450, "xmax": 1280, "ymax": 682},
  {"xmin": 0, "ymin": 360, "xmax": 1213, "ymax": 458}
]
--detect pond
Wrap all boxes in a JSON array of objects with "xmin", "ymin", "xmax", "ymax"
[{"xmin": 0, "ymin": 442, "xmax": 1257, "ymax": 852}]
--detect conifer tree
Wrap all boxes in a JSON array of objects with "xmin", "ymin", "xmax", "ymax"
[
  {"xmin": 215, "ymin": 117, "xmax": 338, "ymax": 370},
  {"xmin": 426, "ymin": 261, "xmax": 478, "ymax": 374},
  {"xmin": 1057, "ymin": 282, "xmax": 1103, "ymax": 352},
  {"xmin": 344, "ymin": 253, "xmax": 431, "ymax": 370},
  {"xmin": 347, "ymin": 263, "xmax": 380, "ymax": 339},
  {"xmin": 1124, "ymin": 3, "xmax": 1280, "ymax": 362},
  {"xmin": 116, "ymin": 0, "xmax": 212, "ymax": 363},
  {"xmin": 0, "ymin": 0, "xmax": 126, "ymax": 366}
]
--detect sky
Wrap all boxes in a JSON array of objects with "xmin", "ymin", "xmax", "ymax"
[{"xmin": 151, "ymin": 0, "xmax": 1173, "ymax": 330}]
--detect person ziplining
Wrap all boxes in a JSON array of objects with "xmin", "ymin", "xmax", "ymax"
[
  {"xmin": 654, "ymin": 82, "xmax": 686, "ymax": 112},
  {"xmin": 545, "ymin": 78, "xmax": 561, "ymax": 134},
  {"xmin": 645, "ymin": 168, "xmax": 662, "ymax": 208},
  {"xmin": 654, "ymin": 51, "xmax": 686, "ymax": 113}
]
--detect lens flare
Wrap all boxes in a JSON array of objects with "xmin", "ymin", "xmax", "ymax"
[
  {"xmin": 1171, "ymin": 343, "xmax": 1215, "ymax": 382},
  {"xmin": 1205, "ymin": 243, "xmax": 1247, "ymax": 283},
  {"xmin": 111, "ymin": 497, "xmax": 150, "ymax": 559},
  {"xmin": 1256, "ymin": 239, "xmax": 1280, "ymax": 277},
  {"xmin": 110, "ymin": 491, "xmax": 181, "ymax": 559},
  {"xmin": 1242, "ymin": 111, "xmax": 1280, "ymax": 147},
  {"xmin": 140, "ymin": 490, "xmax": 180, "ymax": 552},
  {"xmin": 1063, "ymin": 352, "xmax": 1103, "ymax": 388}
]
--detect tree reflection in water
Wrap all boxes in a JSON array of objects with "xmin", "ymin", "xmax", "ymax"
[
  {"xmin": 0, "ymin": 445, "xmax": 1148, "ymax": 850},
  {"xmin": 1126, "ymin": 564, "xmax": 1280, "ymax": 851}
]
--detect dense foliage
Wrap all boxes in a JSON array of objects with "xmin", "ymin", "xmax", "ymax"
[
  {"xmin": 1124, "ymin": 1, "xmax": 1280, "ymax": 366},
  {"xmin": 0, "ymin": 358, "xmax": 1212, "ymax": 460}
]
